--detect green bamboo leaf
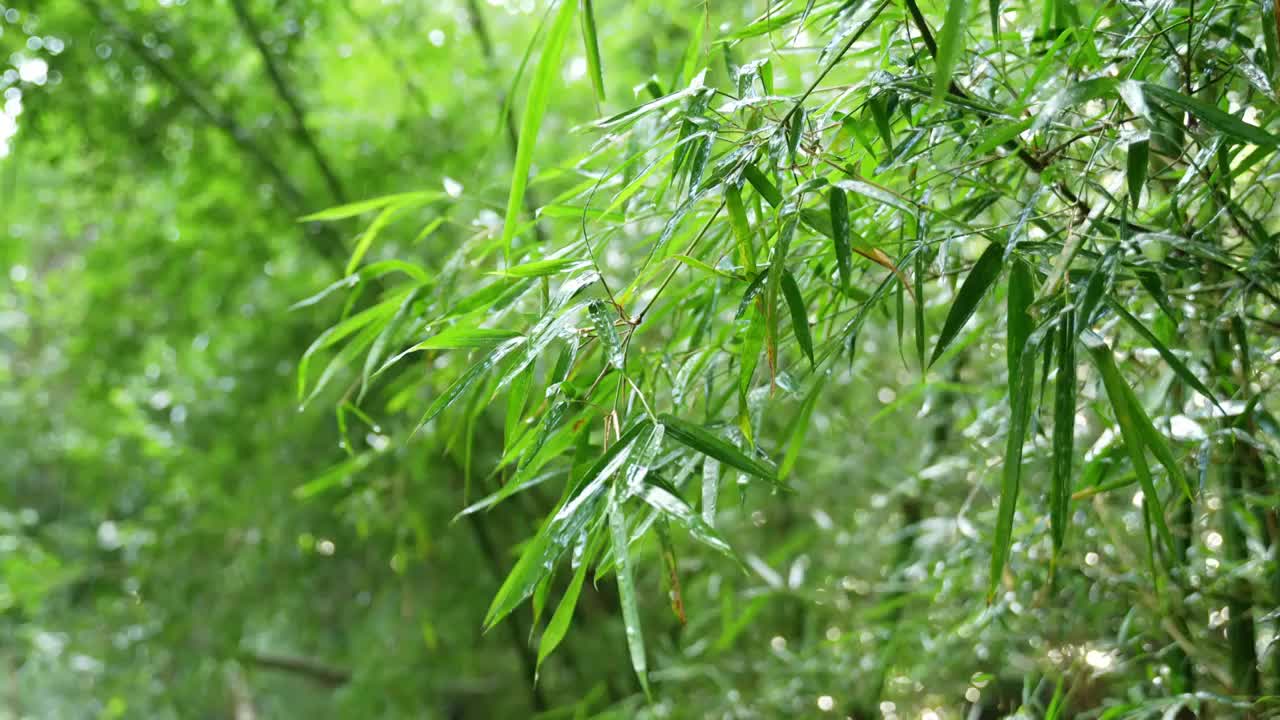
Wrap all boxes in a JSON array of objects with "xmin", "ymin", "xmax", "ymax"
[
  {"xmin": 990, "ymin": 334, "xmax": 1038, "ymax": 601},
  {"xmin": 1141, "ymin": 83, "xmax": 1280, "ymax": 146},
  {"xmin": 494, "ymin": 257, "xmax": 591, "ymax": 278},
  {"xmin": 829, "ymin": 187, "xmax": 853, "ymax": 290},
  {"xmin": 578, "ymin": 0, "xmax": 605, "ymax": 104},
  {"xmin": 608, "ymin": 486, "xmax": 650, "ymax": 698},
  {"xmin": 414, "ymin": 338, "xmax": 525, "ymax": 433},
  {"xmin": 500, "ymin": 0, "xmax": 578, "ymax": 261},
  {"xmin": 780, "ymin": 375, "xmax": 826, "ymax": 479},
  {"xmin": 1082, "ymin": 332, "xmax": 1177, "ymax": 566},
  {"xmin": 726, "ymin": 185, "xmax": 757, "ymax": 273},
  {"xmin": 418, "ymin": 326, "xmax": 524, "ymax": 351},
  {"xmin": 742, "ymin": 163, "xmax": 782, "ymax": 207},
  {"xmin": 536, "ymin": 547, "xmax": 590, "ymax": 675},
  {"xmin": 739, "ymin": 300, "xmax": 765, "ymax": 404},
  {"xmin": 1031, "ymin": 77, "xmax": 1118, "ymax": 133},
  {"xmin": 914, "ymin": 247, "xmax": 926, "ymax": 371},
  {"xmin": 360, "ymin": 286, "xmax": 422, "ymax": 400},
  {"xmin": 346, "ymin": 201, "xmax": 408, "ymax": 275},
  {"xmin": 634, "ymin": 482, "xmax": 733, "ymax": 556},
  {"xmin": 1127, "ymin": 139, "xmax": 1149, "ymax": 208},
  {"xmin": 298, "ymin": 191, "xmax": 441, "ymax": 222},
  {"xmin": 1078, "ymin": 251, "xmax": 1119, "ymax": 331},
  {"xmin": 1007, "ymin": 257, "xmax": 1034, "ymax": 380},
  {"xmin": 833, "ymin": 178, "xmax": 913, "ymax": 214},
  {"xmin": 780, "ymin": 270, "xmax": 814, "ymax": 368},
  {"xmin": 1050, "ymin": 313, "xmax": 1076, "ymax": 571},
  {"xmin": 1108, "ymin": 300, "xmax": 1218, "ymax": 410},
  {"xmin": 659, "ymin": 414, "xmax": 779, "ymax": 486},
  {"xmin": 932, "ymin": 0, "xmax": 970, "ymax": 104},
  {"xmin": 484, "ymin": 418, "xmax": 652, "ymax": 629},
  {"xmin": 505, "ymin": 366, "xmax": 533, "ymax": 451},
  {"xmin": 589, "ymin": 300, "xmax": 625, "ymax": 370},
  {"xmin": 765, "ymin": 214, "xmax": 799, "ymax": 368},
  {"xmin": 930, "ymin": 242, "xmax": 1003, "ymax": 367}
]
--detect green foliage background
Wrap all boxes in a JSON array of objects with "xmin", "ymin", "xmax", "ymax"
[{"xmin": 2, "ymin": 0, "xmax": 1279, "ymax": 718}]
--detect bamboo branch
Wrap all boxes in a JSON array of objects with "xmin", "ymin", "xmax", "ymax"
[
  {"xmin": 229, "ymin": 0, "xmax": 348, "ymax": 204},
  {"xmin": 81, "ymin": 0, "xmax": 347, "ymax": 272}
]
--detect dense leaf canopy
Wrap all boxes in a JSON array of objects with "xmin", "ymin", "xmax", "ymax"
[{"xmin": 3, "ymin": 0, "xmax": 1279, "ymax": 718}]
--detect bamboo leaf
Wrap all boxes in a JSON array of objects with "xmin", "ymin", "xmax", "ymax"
[
  {"xmin": 589, "ymin": 300, "xmax": 625, "ymax": 370},
  {"xmin": 299, "ymin": 191, "xmax": 441, "ymax": 222},
  {"xmin": 1007, "ymin": 257, "xmax": 1034, "ymax": 380},
  {"xmin": 660, "ymin": 414, "xmax": 779, "ymax": 486},
  {"xmin": 932, "ymin": 0, "xmax": 970, "ymax": 104},
  {"xmin": 501, "ymin": 0, "xmax": 578, "ymax": 261},
  {"xmin": 990, "ymin": 333, "xmax": 1038, "ymax": 601},
  {"xmin": 1082, "ymin": 332, "xmax": 1177, "ymax": 567},
  {"xmin": 578, "ymin": 0, "xmax": 606, "ymax": 104},
  {"xmin": 781, "ymin": 269, "xmax": 814, "ymax": 368},
  {"xmin": 1141, "ymin": 82, "xmax": 1280, "ymax": 146},
  {"xmin": 742, "ymin": 163, "xmax": 782, "ymax": 207},
  {"xmin": 1127, "ymin": 139, "xmax": 1149, "ymax": 208},
  {"xmin": 414, "ymin": 338, "xmax": 525, "ymax": 433},
  {"xmin": 930, "ymin": 242, "xmax": 1003, "ymax": 367},
  {"xmin": 1108, "ymin": 300, "xmax": 1218, "ymax": 410},
  {"xmin": 830, "ymin": 186, "xmax": 853, "ymax": 290},
  {"xmin": 726, "ymin": 185, "xmax": 757, "ymax": 273},
  {"xmin": 1050, "ymin": 313, "xmax": 1076, "ymax": 572},
  {"xmin": 536, "ymin": 547, "xmax": 590, "ymax": 674},
  {"xmin": 484, "ymin": 418, "xmax": 652, "ymax": 630},
  {"xmin": 608, "ymin": 486, "xmax": 650, "ymax": 698}
]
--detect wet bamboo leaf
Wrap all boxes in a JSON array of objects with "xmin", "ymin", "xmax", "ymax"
[
  {"xmin": 990, "ymin": 333, "xmax": 1038, "ymax": 600},
  {"xmin": 1141, "ymin": 82, "xmax": 1280, "ymax": 146},
  {"xmin": 1007, "ymin": 257, "xmax": 1034, "ymax": 380},
  {"xmin": 780, "ymin": 270, "xmax": 814, "ymax": 367},
  {"xmin": 726, "ymin": 185, "xmax": 757, "ymax": 273},
  {"xmin": 501, "ymin": 0, "xmax": 578, "ymax": 260},
  {"xmin": 830, "ymin": 186, "xmax": 853, "ymax": 290},
  {"xmin": 1050, "ymin": 313, "xmax": 1076, "ymax": 570},
  {"xmin": 414, "ymin": 338, "xmax": 525, "ymax": 433},
  {"xmin": 932, "ymin": 0, "xmax": 970, "ymax": 104},
  {"xmin": 536, "ymin": 545, "xmax": 590, "ymax": 674},
  {"xmin": 589, "ymin": 300, "xmax": 625, "ymax": 370},
  {"xmin": 742, "ymin": 163, "xmax": 782, "ymax": 207},
  {"xmin": 1109, "ymin": 300, "xmax": 1218, "ymax": 409},
  {"xmin": 1127, "ymin": 139, "xmax": 1149, "ymax": 208},
  {"xmin": 608, "ymin": 486, "xmax": 650, "ymax": 698},
  {"xmin": 635, "ymin": 482, "xmax": 733, "ymax": 555},
  {"xmin": 930, "ymin": 242, "xmax": 1003, "ymax": 367},
  {"xmin": 578, "ymin": 0, "xmax": 606, "ymax": 104},
  {"xmin": 1082, "ymin": 332, "xmax": 1177, "ymax": 566},
  {"xmin": 484, "ymin": 418, "xmax": 653, "ymax": 629},
  {"xmin": 299, "ymin": 191, "xmax": 441, "ymax": 222},
  {"xmin": 659, "ymin": 414, "xmax": 779, "ymax": 485}
]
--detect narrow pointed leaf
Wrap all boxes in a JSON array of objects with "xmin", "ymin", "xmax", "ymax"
[
  {"xmin": 780, "ymin": 270, "xmax": 814, "ymax": 367},
  {"xmin": 660, "ymin": 414, "xmax": 779, "ymax": 485},
  {"xmin": 726, "ymin": 185, "xmax": 757, "ymax": 273},
  {"xmin": 930, "ymin": 242, "xmax": 1003, "ymax": 366},
  {"xmin": 830, "ymin": 186, "xmax": 853, "ymax": 289},
  {"xmin": 1083, "ymin": 332, "xmax": 1177, "ymax": 564},
  {"xmin": 500, "ymin": 0, "xmax": 578, "ymax": 260},
  {"xmin": 578, "ymin": 0, "xmax": 606, "ymax": 103},
  {"xmin": 609, "ymin": 488, "xmax": 650, "ymax": 698},
  {"xmin": 1141, "ymin": 83, "xmax": 1280, "ymax": 146},
  {"xmin": 932, "ymin": 0, "xmax": 970, "ymax": 104},
  {"xmin": 742, "ymin": 164, "xmax": 782, "ymax": 207},
  {"xmin": 1050, "ymin": 313, "xmax": 1076, "ymax": 568},
  {"xmin": 536, "ymin": 552, "xmax": 590, "ymax": 674},
  {"xmin": 589, "ymin": 300, "xmax": 625, "ymax": 370}
]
